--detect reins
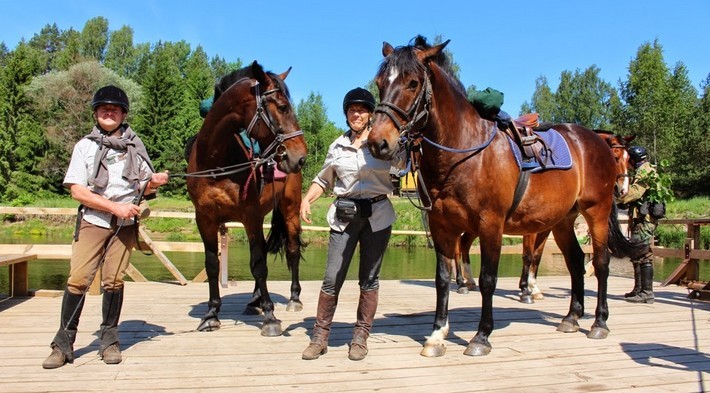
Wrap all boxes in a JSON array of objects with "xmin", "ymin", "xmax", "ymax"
[
  {"xmin": 375, "ymin": 65, "xmax": 498, "ymax": 212},
  {"xmin": 169, "ymin": 78, "xmax": 303, "ymax": 181}
]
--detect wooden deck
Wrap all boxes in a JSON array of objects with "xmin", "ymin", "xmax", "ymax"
[{"xmin": 1, "ymin": 277, "xmax": 708, "ymax": 392}]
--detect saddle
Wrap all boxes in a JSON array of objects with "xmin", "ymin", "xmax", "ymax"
[{"xmin": 504, "ymin": 113, "xmax": 554, "ymax": 168}]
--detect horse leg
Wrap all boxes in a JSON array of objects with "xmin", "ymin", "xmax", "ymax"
[
  {"xmin": 421, "ymin": 249, "xmax": 452, "ymax": 357},
  {"xmin": 585, "ymin": 209, "xmax": 612, "ymax": 339},
  {"xmin": 464, "ymin": 229, "xmax": 503, "ymax": 357},
  {"xmin": 246, "ymin": 231, "xmax": 282, "ymax": 337},
  {"xmin": 520, "ymin": 230, "xmax": 550, "ymax": 303},
  {"xmin": 519, "ymin": 234, "xmax": 536, "ymax": 304},
  {"xmin": 197, "ymin": 246, "xmax": 223, "ymax": 331},
  {"xmin": 285, "ymin": 238, "xmax": 303, "ymax": 312},
  {"xmin": 459, "ymin": 233, "xmax": 477, "ymax": 293},
  {"xmin": 244, "ymin": 283, "xmax": 262, "ymax": 315},
  {"xmin": 551, "ymin": 218, "xmax": 587, "ymax": 335}
]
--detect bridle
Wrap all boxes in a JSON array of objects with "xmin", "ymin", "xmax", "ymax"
[
  {"xmin": 174, "ymin": 77, "xmax": 303, "ymax": 179},
  {"xmin": 374, "ymin": 70, "xmax": 432, "ymax": 145},
  {"xmin": 375, "ymin": 64, "xmax": 496, "ymax": 155},
  {"xmin": 609, "ymin": 142, "xmax": 630, "ymax": 181},
  {"xmin": 242, "ymin": 78, "xmax": 303, "ymax": 164}
]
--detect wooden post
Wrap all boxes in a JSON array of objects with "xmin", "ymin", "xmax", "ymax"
[
  {"xmin": 137, "ymin": 226, "xmax": 188, "ymax": 285},
  {"xmin": 219, "ymin": 224, "xmax": 229, "ymax": 288}
]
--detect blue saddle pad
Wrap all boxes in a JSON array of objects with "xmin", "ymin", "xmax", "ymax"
[{"xmin": 506, "ymin": 128, "xmax": 572, "ymax": 172}]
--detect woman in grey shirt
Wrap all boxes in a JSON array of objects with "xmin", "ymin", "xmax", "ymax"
[{"xmin": 300, "ymin": 87, "xmax": 405, "ymax": 361}]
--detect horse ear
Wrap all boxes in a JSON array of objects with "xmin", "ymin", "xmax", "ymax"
[
  {"xmin": 417, "ymin": 39, "xmax": 450, "ymax": 62},
  {"xmin": 382, "ymin": 42, "xmax": 394, "ymax": 57},
  {"xmin": 251, "ymin": 60, "xmax": 267, "ymax": 84},
  {"xmin": 278, "ymin": 66, "xmax": 292, "ymax": 81},
  {"xmin": 625, "ymin": 135, "xmax": 636, "ymax": 143}
]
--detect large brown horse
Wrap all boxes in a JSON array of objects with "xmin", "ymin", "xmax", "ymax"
[
  {"xmin": 447, "ymin": 131, "xmax": 636, "ymax": 298},
  {"xmin": 517, "ymin": 131, "xmax": 636, "ymax": 303},
  {"xmin": 367, "ymin": 36, "xmax": 646, "ymax": 357},
  {"xmin": 186, "ymin": 61, "xmax": 307, "ymax": 336}
]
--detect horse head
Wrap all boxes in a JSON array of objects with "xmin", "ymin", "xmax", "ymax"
[
  {"xmin": 368, "ymin": 36, "xmax": 451, "ymax": 161},
  {"xmin": 596, "ymin": 130, "xmax": 635, "ymax": 196},
  {"xmin": 202, "ymin": 61, "xmax": 307, "ymax": 174}
]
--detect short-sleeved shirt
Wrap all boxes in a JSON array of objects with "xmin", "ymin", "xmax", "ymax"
[
  {"xmin": 313, "ymin": 132, "xmax": 406, "ymax": 232},
  {"xmin": 63, "ymin": 138, "xmax": 154, "ymax": 228}
]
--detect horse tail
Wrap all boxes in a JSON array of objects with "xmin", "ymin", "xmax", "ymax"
[
  {"xmin": 607, "ymin": 203, "xmax": 648, "ymax": 260},
  {"xmin": 266, "ymin": 208, "xmax": 305, "ymax": 272}
]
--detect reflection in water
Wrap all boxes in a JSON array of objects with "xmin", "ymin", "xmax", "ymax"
[{"xmin": 1, "ymin": 234, "xmax": 705, "ymax": 294}]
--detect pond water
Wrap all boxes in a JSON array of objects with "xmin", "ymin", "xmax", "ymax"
[{"xmin": 1, "ymin": 233, "xmax": 707, "ymax": 294}]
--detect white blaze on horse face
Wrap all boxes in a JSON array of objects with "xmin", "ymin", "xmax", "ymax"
[
  {"xmin": 619, "ymin": 149, "xmax": 630, "ymax": 196},
  {"xmin": 387, "ymin": 65, "xmax": 400, "ymax": 85}
]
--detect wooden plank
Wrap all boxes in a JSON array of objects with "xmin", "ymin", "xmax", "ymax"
[{"xmin": 0, "ymin": 277, "xmax": 707, "ymax": 392}]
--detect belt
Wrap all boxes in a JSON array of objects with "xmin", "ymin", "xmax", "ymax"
[{"xmin": 369, "ymin": 194, "xmax": 387, "ymax": 203}]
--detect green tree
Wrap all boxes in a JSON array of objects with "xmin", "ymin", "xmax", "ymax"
[
  {"xmin": 0, "ymin": 42, "xmax": 46, "ymax": 201},
  {"xmin": 104, "ymin": 25, "xmax": 136, "ymax": 77},
  {"xmin": 617, "ymin": 40, "xmax": 670, "ymax": 161},
  {"xmin": 296, "ymin": 92, "xmax": 341, "ymax": 190},
  {"xmin": 28, "ymin": 23, "xmax": 63, "ymax": 73},
  {"xmin": 52, "ymin": 28, "xmax": 82, "ymax": 71},
  {"xmin": 553, "ymin": 66, "xmax": 617, "ymax": 129},
  {"xmin": 132, "ymin": 42, "xmax": 191, "ymax": 196},
  {"xmin": 521, "ymin": 76, "xmax": 556, "ymax": 121},
  {"xmin": 80, "ymin": 17, "xmax": 109, "ymax": 62}
]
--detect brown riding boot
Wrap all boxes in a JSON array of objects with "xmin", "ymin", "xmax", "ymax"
[
  {"xmin": 348, "ymin": 289, "xmax": 378, "ymax": 361},
  {"xmin": 625, "ymin": 263, "xmax": 641, "ymax": 298},
  {"xmin": 302, "ymin": 291, "xmax": 338, "ymax": 360}
]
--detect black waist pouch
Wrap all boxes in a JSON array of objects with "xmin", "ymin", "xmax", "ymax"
[{"xmin": 335, "ymin": 198, "xmax": 359, "ymax": 222}]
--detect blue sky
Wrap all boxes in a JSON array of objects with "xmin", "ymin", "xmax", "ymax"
[{"xmin": 1, "ymin": 0, "xmax": 708, "ymax": 126}]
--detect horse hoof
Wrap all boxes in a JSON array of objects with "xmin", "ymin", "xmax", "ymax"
[
  {"xmin": 519, "ymin": 295, "xmax": 534, "ymax": 304},
  {"xmin": 420, "ymin": 343, "xmax": 446, "ymax": 357},
  {"xmin": 197, "ymin": 318, "xmax": 221, "ymax": 332},
  {"xmin": 260, "ymin": 321, "xmax": 283, "ymax": 337},
  {"xmin": 286, "ymin": 300, "xmax": 303, "ymax": 312},
  {"xmin": 457, "ymin": 286, "xmax": 470, "ymax": 295},
  {"xmin": 556, "ymin": 320, "xmax": 580, "ymax": 333},
  {"xmin": 243, "ymin": 306, "xmax": 263, "ymax": 316},
  {"xmin": 587, "ymin": 327, "xmax": 610, "ymax": 339},
  {"xmin": 463, "ymin": 342, "xmax": 492, "ymax": 357},
  {"xmin": 532, "ymin": 293, "xmax": 544, "ymax": 300}
]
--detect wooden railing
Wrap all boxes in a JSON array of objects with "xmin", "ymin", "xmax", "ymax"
[{"xmin": 1, "ymin": 207, "xmax": 708, "ymax": 298}]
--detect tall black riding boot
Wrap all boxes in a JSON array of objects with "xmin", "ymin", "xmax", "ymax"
[
  {"xmin": 302, "ymin": 291, "xmax": 338, "ymax": 360},
  {"xmin": 626, "ymin": 263, "xmax": 654, "ymax": 304},
  {"xmin": 348, "ymin": 289, "xmax": 378, "ymax": 361},
  {"xmin": 43, "ymin": 289, "xmax": 85, "ymax": 369},
  {"xmin": 99, "ymin": 288, "xmax": 124, "ymax": 364},
  {"xmin": 625, "ymin": 263, "xmax": 641, "ymax": 298}
]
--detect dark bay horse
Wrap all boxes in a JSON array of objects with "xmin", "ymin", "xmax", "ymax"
[
  {"xmin": 186, "ymin": 61, "xmax": 307, "ymax": 336},
  {"xmin": 367, "ymin": 36, "xmax": 646, "ymax": 357}
]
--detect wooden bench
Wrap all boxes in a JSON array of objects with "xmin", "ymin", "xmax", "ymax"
[{"xmin": 0, "ymin": 254, "xmax": 37, "ymax": 297}]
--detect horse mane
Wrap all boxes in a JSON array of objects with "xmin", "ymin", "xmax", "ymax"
[
  {"xmin": 378, "ymin": 35, "xmax": 465, "ymax": 93},
  {"xmin": 214, "ymin": 63, "xmax": 291, "ymax": 102}
]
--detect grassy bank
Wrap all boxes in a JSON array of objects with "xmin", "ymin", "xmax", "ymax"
[{"xmin": 2, "ymin": 195, "xmax": 710, "ymax": 249}]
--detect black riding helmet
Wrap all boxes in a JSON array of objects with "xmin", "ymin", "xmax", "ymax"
[
  {"xmin": 92, "ymin": 85, "xmax": 129, "ymax": 113},
  {"xmin": 342, "ymin": 87, "xmax": 375, "ymax": 114},
  {"xmin": 628, "ymin": 146, "xmax": 648, "ymax": 164}
]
